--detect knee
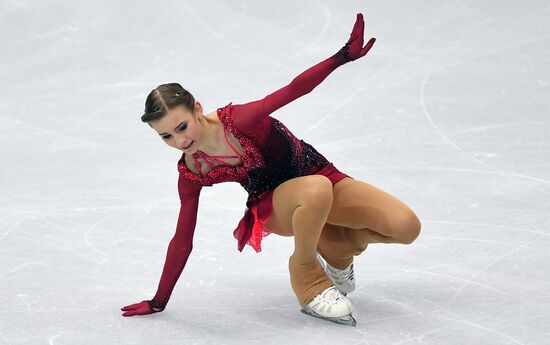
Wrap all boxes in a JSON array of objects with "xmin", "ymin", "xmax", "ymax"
[
  {"xmin": 393, "ymin": 211, "xmax": 421, "ymax": 245},
  {"xmin": 300, "ymin": 176, "xmax": 333, "ymax": 210},
  {"xmin": 348, "ymin": 239, "xmax": 368, "ymax": 255}
]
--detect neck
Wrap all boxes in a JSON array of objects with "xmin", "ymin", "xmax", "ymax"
[{"xmin": 196, "ymin": 116, "xmax": 221, "ymax": 154}]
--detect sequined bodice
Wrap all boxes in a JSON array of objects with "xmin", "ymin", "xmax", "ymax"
[
  {"xmin": 177, "ymin": 104, "xmax": 265, "ymax": 186},
  {"xmin": 188, "ymin": 127, "xmax": 243, "ymax": 176},
  {"xmin": 177, "ymin": 102, "xmax": 329, "ymax": 199}
]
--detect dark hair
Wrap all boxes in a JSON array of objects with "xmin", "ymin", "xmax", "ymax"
[{"xmin": 141, "ymin": 83, "xmax": 195, "ymax": 123}]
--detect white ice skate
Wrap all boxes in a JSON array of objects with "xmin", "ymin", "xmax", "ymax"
[
  {"xmin": 301, "ymin": 286, "xmax": 356, "ymax": 326},
  {"xmin": 317, "ymin": 253, "xmax": 355, "ymax": 295}
]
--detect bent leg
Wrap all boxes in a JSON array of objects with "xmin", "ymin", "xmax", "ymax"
[
  {"xmin": 327, "ymin": 177, "xmax": 421, "ymax": 245},
  {"xmin": 263, "ymin": 175, "xmax": 335, "ymax": 306},
  {"xmin": 318, "ymin": 178, "xmax": 421, "ymax": 268},
  {"xmin": 265, "ymin": 174, "xmax": 335, "ymax": 264},
  {"xmin": 317, "ymin": 223, "xmax": 365, "ymax": 270}
]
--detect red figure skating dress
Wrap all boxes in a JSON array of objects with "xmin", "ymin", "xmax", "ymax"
[{"xmin": 150, "ymin": 45, "xmax": 355, "ymax": 311}]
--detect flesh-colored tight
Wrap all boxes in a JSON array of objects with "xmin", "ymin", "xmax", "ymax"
[{"xmin": 263, "ymin": 176, "xmax": 421, "ymax": 307}]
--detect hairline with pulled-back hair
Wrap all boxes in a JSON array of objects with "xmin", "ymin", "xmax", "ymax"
[{"xmin": 141, "ymin": 83, "xmax": 196, "ymax": 123}]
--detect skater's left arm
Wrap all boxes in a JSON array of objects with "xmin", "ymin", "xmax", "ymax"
[{"xmin": 232, "ymin": 13, "xmax": 376, "ymax": 134}]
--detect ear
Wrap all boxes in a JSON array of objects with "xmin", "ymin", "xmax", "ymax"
[{"xmin": 193, "ymin": 101, "xmax": 204, "ymax": 115}]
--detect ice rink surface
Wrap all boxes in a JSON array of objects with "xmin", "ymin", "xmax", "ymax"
[{"xmin": 1, "ymin": 0, "xmax": 550, "ymax": 344}]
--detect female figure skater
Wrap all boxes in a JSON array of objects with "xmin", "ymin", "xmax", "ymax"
[{"xmin": 121, "ymin": 13, "xmax": 421, "ymax": 326}]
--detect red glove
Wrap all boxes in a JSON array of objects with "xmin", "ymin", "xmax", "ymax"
[
  {"xmin": 121, "ymin": 300, "xmax": 163, "ymax": 317},
  {"xmin": 334, "ymin": 13, "xmax": 376, "ymax": 65},
  {"xmin": 348, "ymin": 13, "xmax": 376, "ymax": 60}
]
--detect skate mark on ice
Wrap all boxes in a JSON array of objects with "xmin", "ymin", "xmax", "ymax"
[
  {"xmin": 179, "ymin": 0, "xmax": 293, "ymax": 73},
  {"xmin": 416, "ymin": 295, "xmax": 527, "ymax": 345},
  {"xmin": 446, "ymin": 234, "xmax": 547, "ymax": 308},
  {"xmin": 48, "ymin": 334, "xmax": 62, "ymax": 345}
]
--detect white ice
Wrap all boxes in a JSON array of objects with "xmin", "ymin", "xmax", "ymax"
[{"xmin": 1, "ymin": 1, "xmax": 550, "ymax": 344}]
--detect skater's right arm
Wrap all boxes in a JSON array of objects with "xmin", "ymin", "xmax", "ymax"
[
  {"xmin": 121, "ymin": 176, "xmax": 202, "ymax": 317},
  {"xmin": 231, "ymin": 13, "xmax": 376, "ymax": 135}
]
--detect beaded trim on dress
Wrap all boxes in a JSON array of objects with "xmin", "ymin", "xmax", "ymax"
[{"xmin": 176, "ymin": 102, "xmax": 265, "ymax": 186}]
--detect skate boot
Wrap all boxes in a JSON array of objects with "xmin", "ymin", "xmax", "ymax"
[
  {"xmin": 301, "ymin": 286, "xmax": 356, "ymax": 327},
  {"xmin": 288, "ymin": 255, "xmax": 357, "ymax": 326},
  {"xmin": 317, "ymin": 253, "xmax": 355, "ymax": 295}
]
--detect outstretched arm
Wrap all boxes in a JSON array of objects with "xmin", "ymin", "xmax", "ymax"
[
  {"xmin": 232, "ymin": 13, "xmax": 376, "ymax": 133},
  {"xmin": 149, "ymin": 178, "xmax": 202, "ymax": 311},
  {"xmin": 121, "ymin": 176, "xmax": 202, "ymax": 316}
]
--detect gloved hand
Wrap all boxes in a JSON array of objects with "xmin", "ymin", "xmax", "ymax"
[
  {"xmin": 335, "ymin": 13, "xmax": 376, "ymax": 65},
  {"xmin": 121, "ymin": 300, "xmax": 161, "ymax": 317},
  {"xmin": 348, "ymin": 13, "xmax": 376, "ymax": 61}
]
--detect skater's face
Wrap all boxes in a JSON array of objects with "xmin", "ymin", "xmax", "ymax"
[{"xmin": 149, "ymin": 102, "xmax": 205, "ymax": 154}]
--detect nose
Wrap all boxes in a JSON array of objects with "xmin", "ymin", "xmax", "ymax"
[{"xmin": 175, "ymin": 135, "xmax": 190, "ymax": 150}]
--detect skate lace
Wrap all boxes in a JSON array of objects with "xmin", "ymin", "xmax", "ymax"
[
  {"xmin": 328, "ymin": 263, "xmax": 354, "ymax": 282},
  {"xmin": 320, "ymin": 286, "xmax": 344, "ymax": 302}
]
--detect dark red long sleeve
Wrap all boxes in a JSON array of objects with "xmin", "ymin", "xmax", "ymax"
[
  {"xmin": 151, "ymin": 175, "xmax": 202, "ymax": 308},
  {"xmin": 232, "ymin": 53, "xmax": 344, "ymax": 134}
]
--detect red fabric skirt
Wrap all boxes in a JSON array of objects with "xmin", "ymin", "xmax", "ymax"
[{"xmin": 235, "ymin": 162, "xmax": 352, "ymax": 253}]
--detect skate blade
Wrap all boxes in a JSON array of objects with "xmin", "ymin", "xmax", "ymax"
[{"xmin": 300, "ymin": 308, "xmax": 357, "ymax": 327}]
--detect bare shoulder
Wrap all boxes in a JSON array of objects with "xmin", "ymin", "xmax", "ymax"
[{"xmin": 205, "ymin": 110, "xmax": 221, "ymax": 124}]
